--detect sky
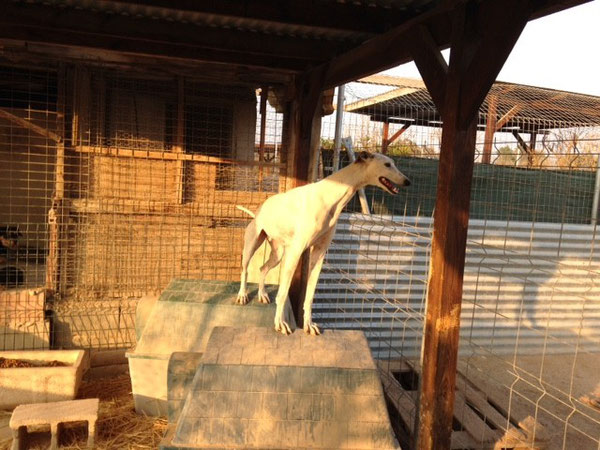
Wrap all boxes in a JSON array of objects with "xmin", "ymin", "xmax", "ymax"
[{"xmin": 384, "ymin": 0, "xmax": 600, "ymax": 96}]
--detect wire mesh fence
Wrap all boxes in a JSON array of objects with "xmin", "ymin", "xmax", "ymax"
[
  {"xmin": 317, "ymin": 77, "xmax": 600, "ymax": 449},
  {"xmin": 2, "ymin": 57, "xmax": 600, "ymax": 448},
  {"xmin": 0, "ymin": 63, "xmax": 284, "ymax": 350}
]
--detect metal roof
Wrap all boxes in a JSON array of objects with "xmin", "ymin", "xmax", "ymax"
[
  {"xmin": 0, "ymin": 0, "xmax": 592, "ymax": 87},
  {"xmin": 346, "ymin": 76, "xmax": 600, "ymax": 131}
]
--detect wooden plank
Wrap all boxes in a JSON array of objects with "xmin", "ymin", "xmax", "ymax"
[
  {"xmin": 450, "ymin": 431, "xmax": 479, "ymax": 449},
  {"xmin": 382, "ymin": 122, "xmax": 390, "ymax": 154},
  {"xmin": 387, "ymin": 123, "xmax": 411, "ymax": 147},
  {"xmin": 377, "ymin": 361, "xmax": 418, "ymax": 432},
  {"xmin": 482, "ymin": 94, "xmax": 498, "ymax": 164},
  {"xmin": 74, "ymin": 145, "xmax": 284, "ymax": 167},
  {"xmin": 258, "ymin": 86, "xmax": 268, "ymax": 190},
  {"xmin": 457, "ymin": 373, "xmax": 510, "ymax": 432},
  {"xmin": 495, "ymin": 104, "xmax": 523, "ymax": 131},
  {"xmin": 319, "ymin": 4, "xmax": 455, "ymax": 89},
  {"xmin": 174, "ymin": 77, "xmax": 185, "ymax": 204},
  {"xmin": 345, "ymin": 87, "xmax": 420, "ymax": 112},
  {"xmin": 0, "ymin": 108, "xmax": 60, "ymax": 143},
  {"xmin": 46, "ymin": 64, "xmax": 67, "ymax": 295},
  {"xmin": 453, "ymin": 390, "xmax": 502, "ymax": 444},
  {"xmin": 409, "ymin": 24, "xmax": 448, "ymax": 112},
  {"xmin": 460, "ymin": 0, "xmax": 531, "ymax": 126}
]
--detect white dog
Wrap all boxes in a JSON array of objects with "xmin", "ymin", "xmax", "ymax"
[{"xmin": 236, "ymin": 151, "xmax": 410, "ymax": 335}]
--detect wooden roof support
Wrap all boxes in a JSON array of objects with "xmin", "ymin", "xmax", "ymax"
[
  {"xmin": 410, "ymin": 2, "xmax": 530, "ymax": 449},
  {"xmin": 284, "ymin": 68, "xmax": 327, "ymax": 327},
  {"xmin": 482, "ymin": 94, "xmax": 498, "ymax": 164},
  {"xmin": 382, "ymin": 122, "xmax": 412, "ymax": 154},
  {"xmin": 0, "ymin": 108, "xmax": 61, "ymax": 143}
]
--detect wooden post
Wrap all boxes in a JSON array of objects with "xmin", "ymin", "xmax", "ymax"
[
  {"xmin": 482, "ymin": 93, "xmax": 498, "ymax": 164},
  {"xmin": 46, "ymin": 64, "xmax": 67, "ymax": 294},
  {"xmin": 285, "ymin": 70, "xmax": 326, "ymax": 327},
  {"xmin": 382, "ymin": 121, "xmax": 390, "ymax": 154},
  {"xmin": 258, "ymin": 86, "xmax": 268, "ymax": 190},
  {"xmin": 174, "ymin": 77, "xmax": 185, "ymax": 203},
  {"xmin": 408, "ymin": 2, "xmax": 531, "ymax": 448}
]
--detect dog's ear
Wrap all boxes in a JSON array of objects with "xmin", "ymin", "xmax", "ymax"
[{"xmin": 356, "ymin": 151, "xmax": 373, "ymax": 163}]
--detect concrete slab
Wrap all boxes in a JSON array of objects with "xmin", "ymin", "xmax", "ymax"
[{"xmin": 161, "ymin": 327, "xmax": 400, "ymax": 449}]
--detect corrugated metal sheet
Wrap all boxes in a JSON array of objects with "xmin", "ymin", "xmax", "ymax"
[{"xmin": 315, "ymin": 214, "xmax": 600, "ymax": 359}]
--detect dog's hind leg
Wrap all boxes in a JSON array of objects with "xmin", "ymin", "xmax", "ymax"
[
  {"xmin": 257, "ymin": 239, "xmax": 283, "ymax": 304},
  {"xmin": 273, "ymin": 246, "xmax": 303, "ymax": 335},
  {"xmin": 236, "ymin": 219, "xmax": 266, "ymax": 305}
]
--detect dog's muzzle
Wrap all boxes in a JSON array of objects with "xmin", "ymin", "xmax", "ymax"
[{"xmin": 379, "ymin": 177, "xmax": 403, "ymax": 194}]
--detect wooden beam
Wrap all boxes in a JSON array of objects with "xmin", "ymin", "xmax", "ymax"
[
  {"xmin": 320, "ymin": 6, "xmax": 453, "ymax": 89},
  {"xmin": 46, "ymin": 64, "xmax": 67, "ymax": 295},
  {"xmin": 318, "ymin": 0, "xmax": 588, "ymax": 91},
  {"xmin": 258, "ymin": 86, "xmax": 269, "ymax": 191},
  {"xmin": 417, "ymin": 2, "xmax": 529, "ymax": 448},
  {"xmin": 174, "ymin": 77, "xmax": 186, "ymax": 204},
  {"xmin": 512, "ymin": 130, "xmax": 535, "ymax": 167},
  {"xmin": 0, "ymin": 108, "xmax": 61, "ymax": 143},
  {"xmin": 482, "ymin": 94, "xmax": 498, "ymax": 164},
  {"xmin": 459, "ymin": 0, "xmax": 532, "ymax": 126},
  {"xmin": 2, "ymin": 40, "xmax": 294, "ymax": 86},
  {"xmin": 388, "ymin": 123, "xmax": 412, "ymax": 146},
  {"xmin": 382, "ymin": 122, "xmax": 390, "ymax": 154},
  {"xmin": 409, "ymin": 24, "xmax": 448, "ymax": 111},
  {"xmin": 495, "ymin": 104, "xmax": 523, "ymax": 131},
  {"xmin": 383, "ymin": 123, "xmax": 411, "ymax": 153}
]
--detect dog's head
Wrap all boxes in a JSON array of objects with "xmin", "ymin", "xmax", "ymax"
[{"xmin": 355, "ymin": 151, "xmax": 411, "ymax": 194}]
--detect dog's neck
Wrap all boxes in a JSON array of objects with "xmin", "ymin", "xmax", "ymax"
[{"xmin": 318, "ymin": 162, "xmax": 368, "ymax": 212}]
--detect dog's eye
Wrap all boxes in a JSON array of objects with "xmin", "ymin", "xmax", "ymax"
[{"xmin": 384, "ymin": 162, "xmax": 391, "ymax": 168}]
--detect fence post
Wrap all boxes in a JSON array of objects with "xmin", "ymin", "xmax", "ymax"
[{"xmin": 333, "ymin": 84, "xmax": 345, "ymax": 172}]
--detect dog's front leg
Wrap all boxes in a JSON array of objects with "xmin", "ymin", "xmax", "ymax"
[
  {"xmin": 302, "ymin": 231, "xmax": 335, "ymax": 335},
  {"xmin": 273, "ymin": 246, "xmax": 302, "ymax": 335}
]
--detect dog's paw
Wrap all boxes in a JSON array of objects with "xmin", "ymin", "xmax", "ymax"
[
  {"xmin": 274, "ymin": 319, "xmax": 292, "ymax": 335},
  {"xmin": 257, "ymin": 290, "xmax": 271, "ymax": 304},
  {"xmin": 236, "ymin": 293, "xmax": 249, "ymax": 305},
  {"xmin": 304, "ymin": 321, "xmax": 321, "ymax": 336}
]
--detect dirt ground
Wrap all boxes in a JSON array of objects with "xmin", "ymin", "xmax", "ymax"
[
  {"xmin": 0, "ymin": 374, "xmax": 166, "ymax": 450},
  {"xmin": 458, "ymin": 352, "xmax": 600, "ymax": 449},
  {"xmin": 1, "ymin": 354, "xmax": 598, "ymax": 449}
]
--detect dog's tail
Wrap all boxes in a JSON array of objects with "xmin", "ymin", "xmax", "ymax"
[{"xmin": 236, "ymin": 205, "xmax": 256, "ymax": 218}]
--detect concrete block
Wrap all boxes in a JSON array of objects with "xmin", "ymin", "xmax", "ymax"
[
  {"xmin": 10, "ymin": 398, "xmax": 98, "ymax": 450},
  {"xmin": 0, "ymin": 350, "xmax": 86, "ymax": 410}
]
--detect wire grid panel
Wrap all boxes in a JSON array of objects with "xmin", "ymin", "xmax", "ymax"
[
  {"xmin": 0, "ymin": 62, "xmax": 284, "ymax": 349},
  {"xmin": 317, "ymin": 78, "xmax": 600, "ymax": 448}
]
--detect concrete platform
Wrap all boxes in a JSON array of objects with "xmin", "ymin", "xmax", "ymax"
[
  {"xmin": 161, "ymin": 327, "xmax": 399, "ymax": 449},
  {"xmin": 127, "ymin": 280, "xmax": 285, "ymax": 416}
]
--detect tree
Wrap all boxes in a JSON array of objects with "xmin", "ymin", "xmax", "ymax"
[{"xmin": 495, "ymin": 145, "xmax": 518, "ymax": 166}]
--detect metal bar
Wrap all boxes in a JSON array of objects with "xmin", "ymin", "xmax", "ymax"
[{"xmin": 332, "ymin": 84, "xmax": 345, "ymax": 172}]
